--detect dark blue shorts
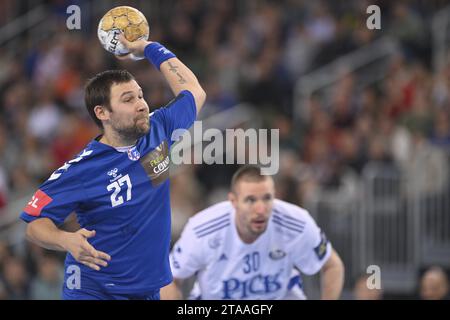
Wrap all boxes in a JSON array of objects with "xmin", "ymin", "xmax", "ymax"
[{"xmin": 62, "ymin": 287, "xmax": 160, "ymax": 300}]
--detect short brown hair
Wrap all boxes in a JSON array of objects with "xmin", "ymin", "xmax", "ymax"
[
  {"xmin": 84, "ymin": 69, "xmax": 135, "ymax": 128},
  {"xmin": 230, "ymin": 165, "xmax": 269, "ymax": 192}
]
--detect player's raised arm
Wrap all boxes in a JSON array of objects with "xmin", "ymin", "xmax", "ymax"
[
  {"xmin": 117, "ymin": 35, "xmax": 206, "ymax": 114},
  {"xmin": 158, "ymin": 56, "xmax": 206, "ymax": 113}
]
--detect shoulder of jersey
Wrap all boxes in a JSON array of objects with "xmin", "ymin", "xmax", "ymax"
[
  {"xmin": 271, "ymin": 199, "xmax": 310, "ymax": 236},
  {"xmin": 148, "ymin": 108, "xmax": 166, "ymax": 126},
  {"xmin": 187, "ymin": 201, "xmax": 233, "ymax": 239},
  {"xmin": 46, "ymin": 146, "xmax": 98, "ymax": 183}
]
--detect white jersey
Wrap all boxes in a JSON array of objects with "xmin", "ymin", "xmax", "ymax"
[{"xmin": 170, "ymin": 199, "xmax": 332, "ymax": 300}]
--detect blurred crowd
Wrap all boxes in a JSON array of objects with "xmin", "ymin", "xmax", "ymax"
[
  {"xmin": 352, "ymin": 265, "xmax": 450, "ymax": 300},
  {"xmin": 0, "ymin": 0, "xmax": 450, "ymax": 299}
]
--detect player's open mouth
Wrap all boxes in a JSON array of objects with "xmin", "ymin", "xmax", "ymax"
[{"xmin": 252, "ymin": 220, "xmax": 267, "ymax": 227}]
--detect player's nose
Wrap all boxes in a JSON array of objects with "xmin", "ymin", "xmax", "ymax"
[
  {"xmin": 136, "ymin": 100, "xmax": 149, "ymax": 113},
  {"xmin": 254, "ymin": 201, "xmax": 266, "ymax": 215}
]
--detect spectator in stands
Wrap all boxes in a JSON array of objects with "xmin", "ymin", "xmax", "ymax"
[
  {"xmin": 27, "ymin": 88, "xmax": 62, "ymax": 144},
  {"xmin": 1, "ymin": 256, "xmax": 30, "ymax": 300},
  {"xmin": 0, "ymin": 280, "xmax": 7, "ymax": 299},
  {"xmin": 387, "ymin": 3, "xmax": 427, "ymax": 54},
  {"xmin": 403, "ymin": 130, "xmax": 449, "ymax": 197},
  {"xmin": 0, "ymin": 166, "xmax": 8, "ymax": 213},
  {"xmin": 419, "ymin": 266, "xmax": 450, "ymax": 300},
  {"xmin": 429, "ymin": 110, "xmax": 450, "ymax": 155},
  {"xmin": 30, "ymin": 254, "xmax": 64, "ymax": 300},
  {"xmin": 0, "ymin": 240, "xmax": 12, "ymax": 264},
  {"xmin": 353, "ymin": 274, "xmax": 383, "ymax": 300}
]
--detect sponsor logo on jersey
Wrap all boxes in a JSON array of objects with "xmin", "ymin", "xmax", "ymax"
[
  {"xmin": 218, "ymin": 253, "xmax": 228, "ymax": 262},
  {"xmin": 222, "ymin": 270, "xmax": 283, "ymax": 299},
  {"xmin": 314, "ymin": 231, "xmax": 328, "ymax": 260},
  {"xmin": 127, "ymin": 146, "xmax": 141, "ymax": 161},
  {"xmin": 107, "ymin": 168, "xmax": 123, "ymax": 182},
  {"xmin": 107, "ymin": 168, "xmax": 118, "ymax": 178},
  {"xmin": 24, "ymin": 190, "xmax": 53, "ymax": 217},
  {"xmin": 269, "ymin": 249, "xmax": 286, "ymax": 260},
  {"xmin": 208, "ymin": 236, "xmax": 222, "ymax": 249},
  {"xmin": 140, "ymin": 140, "xmax": 170, "ymax": 186}
]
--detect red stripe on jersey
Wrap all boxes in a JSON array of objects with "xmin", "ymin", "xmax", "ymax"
[{"xmin": 24, "ymin": 189, "xmax": 53, "ymax": 217}]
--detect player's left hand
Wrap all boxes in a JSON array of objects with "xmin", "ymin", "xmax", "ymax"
[{"xmin": 117, "ymin": 34, "xmax": 151, "ymax": 61}]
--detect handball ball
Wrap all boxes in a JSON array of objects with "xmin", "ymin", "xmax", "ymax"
[{"xmin": 97, "ymin": 6, "xmax": 149, "ymax": 56}]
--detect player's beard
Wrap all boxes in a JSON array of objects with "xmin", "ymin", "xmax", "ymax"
[
  {"xmin": 113, "ymin": 115, "xmax": 150, "ymax": 142},
  {"xmin": 250, "ymin": 221, "xmax": 268, "ymax": 236}
]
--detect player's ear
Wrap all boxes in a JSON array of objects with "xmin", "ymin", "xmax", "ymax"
[
  {"xmin": 94, "ymin": 105, "xmax": 110, "ymax": 122},
  {"xmin": 228, "ymin": 192, "xmax": 237, "ymax": 207}
]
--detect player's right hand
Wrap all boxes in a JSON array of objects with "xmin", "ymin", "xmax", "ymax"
[
  {"xmin": 116, "ymin": 33, "xmax": 151, "ymax": 60},
  {"xmin": 63, "ymin": 228, "xmax": 111, "ymax": 271}
]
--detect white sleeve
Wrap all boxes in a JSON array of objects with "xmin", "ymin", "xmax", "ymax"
[
  {"xmin": 291, "ymin": 213, "xmax": 332, "ymax": 275},
  {"xmin": 170, "ymin": 219, "xmax": 206, "ymax": 279}
]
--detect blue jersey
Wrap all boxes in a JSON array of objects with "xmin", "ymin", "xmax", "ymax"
[{"xmin": 21, "ymin": 90, "xmax": 197, "ymax": 295}]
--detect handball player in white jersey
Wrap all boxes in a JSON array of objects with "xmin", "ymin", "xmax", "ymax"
[{"xmin": 162, "ymin": 165, "xmax": 344, "ymax": 300}]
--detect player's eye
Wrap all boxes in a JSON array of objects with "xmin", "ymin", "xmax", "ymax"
[
  {"xmin": 245, "ymin": 197, "xmax": 256, "ymax": 203},
  {"xmin": 124, "ymin": 96, "xmax": 134, "ymax": 102},
  {"xmin": 263, "ymin": 194, "xmax": 273, "ymax": 201}
]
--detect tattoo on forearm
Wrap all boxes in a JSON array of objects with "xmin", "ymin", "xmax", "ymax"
[
  {"xmin": 177, "ymin": 74, "xmax": 187, "ymax": 84},
  {"xmin": 168, "ymin": 62, "xmax": 178, "ymax": 73},
  {"xmin": 168, "ymin": 62, "xmax": 187, "ymax": 84}
]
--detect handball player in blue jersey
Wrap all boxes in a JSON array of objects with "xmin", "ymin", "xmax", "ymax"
[{"xmin": 20, "ymin": 35, "xmax": 206, "ymax": 300}]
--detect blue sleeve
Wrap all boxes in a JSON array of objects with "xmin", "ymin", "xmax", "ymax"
[
  {"xmin": 20, "ymin": 173, "xmax": 86, "ymax": 227},
  {"xmin": 152, "ymin": 90, "xmax": 197, "ymax": 141}
]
